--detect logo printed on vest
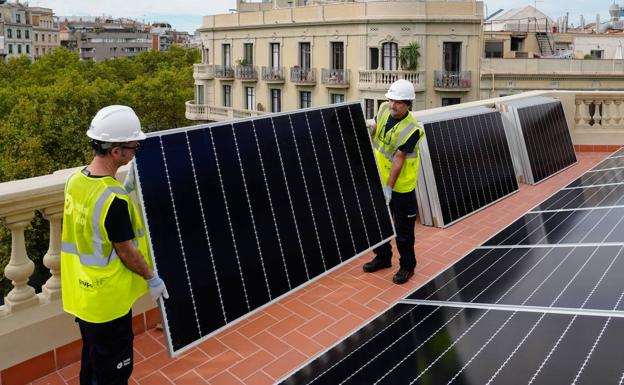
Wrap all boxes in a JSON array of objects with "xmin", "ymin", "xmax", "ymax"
[{"xmin": 78, "ymin": 277, "xmax": 106, "ymax": 290}]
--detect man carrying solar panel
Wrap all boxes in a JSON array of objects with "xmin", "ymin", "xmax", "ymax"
[
  {"xmin": 362, "ymin": 79, "xmax": 424, "ymax": 284},
  {"xmin": 61, "ymin": 105, "xmax": 168, "ymax": 385}
]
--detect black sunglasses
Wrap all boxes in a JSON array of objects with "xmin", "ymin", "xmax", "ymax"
[{"xmin": 119, "ymin": 143, "xmax": 140, "ymax": 152}]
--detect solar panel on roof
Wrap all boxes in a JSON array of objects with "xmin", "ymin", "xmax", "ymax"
[
  {"xmin": 416, "ymin": 107, "xmax": 518, "ymax": 227},
  {"xmin": 280, "ymin": 304, "xmax": 624, "ymax": 385},
  {"xmin": 134, "ymin": 102, "xmax": 394, "ymax": 356},
  {"xmin": 498, "ymin": 97, "xmax": 577, "ymax": 184}
]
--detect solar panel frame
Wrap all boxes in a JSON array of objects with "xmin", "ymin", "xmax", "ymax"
[{"xmin": 133, "ymin": 102, "xmax": 395, "ymax": 357}]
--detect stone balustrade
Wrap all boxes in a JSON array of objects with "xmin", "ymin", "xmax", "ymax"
[
  {"xmin": 185, "ymin": 100, "xmax": 267, "ymax": 122},
  {"xmin": 358, "ymin": 69, "xmax": 425, "ymax": 92},
  {"xmin": 573, "ymin": 95, "xmax": 624, "ymax": 129}
]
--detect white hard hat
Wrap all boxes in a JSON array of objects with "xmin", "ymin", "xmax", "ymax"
[
  {"xmin": 385, "ymin": 79, "xmax": 415, "ymax": 101},
  {"xmin": 87, "ymin": 105, "xmax": 146, "ymax": 142}
]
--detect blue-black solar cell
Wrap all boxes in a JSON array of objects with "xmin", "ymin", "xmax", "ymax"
[
  {"xmin": 250, "ymin": 116, "xmax": 311, "ymax": 289},
  {"xmin": 209, "ymin": 122, "xmax": 273, "ymax": 311},
  {"xmin": 346, "ymin": 104, "xmax": 393, "ymax": 239},
  {"xmin": 184, "ymin": 127, "xmax": 250, "ymax": 326},
  {"xmin": 231, "ymin": 119, "xmax": 292, "ymax": 299},
  {"xmin": 320, "ymin": 107, "xmax": 369, "ymax": 251},
  {"xmin": 136, "ymin": 134, "xmax": 202, "ymax": 351}
]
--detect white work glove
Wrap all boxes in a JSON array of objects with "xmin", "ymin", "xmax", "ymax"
[
  {"xmin": 383, "ymin": 185, "xmax": 392, "ymax": 205},
  {"xmin": 123, "ymin": 161, "xmax": 136, "ymax": 193},
  {"xmin": 147, "ymin": 275, "xmax": 169, "ymax": 301},
  {"xmin": 365, "ymin": 119, "xmax": 376, "ymax": 135}
]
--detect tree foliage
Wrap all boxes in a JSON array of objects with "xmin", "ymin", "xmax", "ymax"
[{"xmin": 0, "ymin": 46, "xmax": 199, "ymax": 299}]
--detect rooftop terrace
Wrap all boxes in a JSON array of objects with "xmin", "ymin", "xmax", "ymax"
[{"xmin": 0, "ymin": 90, "xmax": 621, "ymax": 384}]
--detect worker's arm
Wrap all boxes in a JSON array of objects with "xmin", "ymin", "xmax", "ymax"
[
  {"xmin": 387, "ymin": 149, "xmax": 408, "ymax": 189},
  {"xmin": 114, "ymin": 240, "xmax": 154, "ymax": 280}
]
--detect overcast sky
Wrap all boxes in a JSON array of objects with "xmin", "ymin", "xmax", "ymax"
[{"xmin": 31, "ymin": 0, "xmax": 619, "ymax": 32}]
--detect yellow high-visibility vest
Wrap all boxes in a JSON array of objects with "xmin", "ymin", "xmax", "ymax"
[
  {"xmin": 61, "ymin": 171, "xmax": 152, "ymax": 323},
  {"xmin": 372, "ymin": 102, "xmax": 423, "ymax": 193}
]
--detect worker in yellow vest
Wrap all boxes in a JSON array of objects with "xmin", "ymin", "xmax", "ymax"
[
  {"xmin": 61, "ymin": 105, "xmax": 168, "ymax": 385},
  {"xmin": 363, "ymin": 79, "xmax": 424, "ymax": 284}
]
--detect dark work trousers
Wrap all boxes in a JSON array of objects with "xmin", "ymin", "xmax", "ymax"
[
  {"xmin": 77, "ymin": 310, "xmax": 134, "ymax": 385},
  {"xmin": 373, "ymin": 189, "xmax": 417, "ymax": 270}
]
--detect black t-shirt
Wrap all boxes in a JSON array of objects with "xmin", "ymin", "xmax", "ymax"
[
  {"xmin": 81, "ymin": 169, "xmax": 135, "ymax": 243},
  {"xmin": 380, "ymin": 113, "xmax": 422, "ymax": 153}
]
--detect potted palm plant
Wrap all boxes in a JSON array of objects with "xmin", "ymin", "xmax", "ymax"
[{"xmin": 400, "ymin": 42, "xmax": 421, "ymax": 71}]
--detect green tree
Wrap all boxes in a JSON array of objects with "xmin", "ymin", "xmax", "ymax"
[
  {"xmin": 400, "ymin": 41, "xmax": 421, "ymax": 71},
  {"xmin": 0, "ymin": 46, "xmax": 200, "ymax": 300}
]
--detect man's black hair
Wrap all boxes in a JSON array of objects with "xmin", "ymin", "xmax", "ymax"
[{"xmin": 89, "ymin": 139, "xmax": 119, "ymax": 156}]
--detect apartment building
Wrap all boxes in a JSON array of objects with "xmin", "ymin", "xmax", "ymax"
[
  {"xmin": 60, "ymin": 17, "xmax": 151, "ymax": 61},
  {"xmin": 30, "ymin": 7, "xmax": 59, "ymax": 60},
  {"xmin": 481, "ymin": 5, "xmax": 624, "ymax": 99},
  {"xmin": 187, "ymin": 0, "xmax": 483, "ymax": 122},
  {"xmin": 0, "ymin": 0, "xmax": 32, "ymax": 61}
]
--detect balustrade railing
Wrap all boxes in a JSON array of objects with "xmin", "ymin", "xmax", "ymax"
[
  {"xmin": 193, "ymin": 64, "xmax": 215, "ymax": 79},
  {"xmin": 434, "ymin": 70, "xmax": 471, "ymax": 89},
  {"xmin": 262, "ymin": 66, "xmax": 285, "ymax": 82},
  {"xmin": 214, "ymin": 65, "xmax": 234, "ymax": 79},
  {"xmin": 321, "ymin": 68, "xmax": 350, "ymax": 86},
  {"xmin": 574, "ymin": 96, "xmax": 624, "ymax": 129},
  {"xmin": 235, "ymin": 65, "xmax": 258, "ymax": 80},
  {"xmin": 185, "ymin": 100, "xmax": 267, "ymax": 121},
  {"xmin": 290, "ymin": 67, "xmax": 316, "ymax": 84},
  {"xmin": 358, "ymin": 69, "xmax": 424, "ymax": 91}
]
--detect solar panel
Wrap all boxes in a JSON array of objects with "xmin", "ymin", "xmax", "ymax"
[
  {"xmin": 280, "ymin": 304, "xmax": 624, "ymax": 385},
  {"xmin": 497, "ymin": 97, "xmax": 577, "ymax": 184},
  {"xmin": 134, "ymin": 102, "xmax": 394, "ymax": 356},
  {"xmin": 416, "ymin": 107, "xmax": 518, "ymax": 227},
  {"xmin": 533, "ymin": 184, "xmax": 624, "ymax": 211},
  {"xmin": 608, "ymin": 146, "xmax": 624, "ymax": 158},
  {"xmin": 406, "ymin": 245, "xmax": 624, "ymax": 311},
  {"xmin": 591, "ymin": 156, "xmax": 624, "ymax": 171},
  {"xmin": 566, "ymin": 168, "xmax": 624, "ymax": 188}
]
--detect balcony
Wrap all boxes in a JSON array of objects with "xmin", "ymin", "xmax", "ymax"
[
  {"xmin": 434, "ymin": 70, "xmax": 471, "ymax": 91},
  {"xmin": 192, "ymin": 63, "xmax": 214, "ymax": 80},
  {"xmin": 185, "ymin": 100, "xmax": 267, "ymax": 122},
  {"xmin": 214, "ymin": 65, "xmax": 234, "ymax": 80},
  {"xmin": 321, "ymin": 68, "xmax": 350, "ymax": 88},
  {"xmin": 358, "ymin": 69, "xmax": 425, "ymax": 92},
  {"xmin": 5, "ymin": 90, "xmax": 624, "ymax": 384},
  {"xmin": 261, "ymin": 66, "xmax": 285, "ymax": 83},
  {"xmin": 235, "ymin": 65, "xmax": 258, "ymax": 82},
  {"xmin": 290, "ymin": 67, "xmax": 316, "ymax": 85}
]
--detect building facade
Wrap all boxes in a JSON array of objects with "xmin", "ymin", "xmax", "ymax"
[
  {"xmin": 187, "ymin": 0, "xmax": 483, "ymax": 122},
  {"xmin": 0, "ymin": 1, "xmax": 32, "ymax": 61},
  {"xmin": 60, "ymin": 17, "xmax": 151, "ymax": 61},
  {"xmin": 30, "ymin": 7, "xmax": 59, "ymax": 60}
]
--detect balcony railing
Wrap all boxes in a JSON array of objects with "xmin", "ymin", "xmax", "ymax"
[
  {"xmin": 193, "ymin": 63, "xmax": 215, "ymax": 80},
  {"xmin": 214, "ymin": 65, "xmax": 234, "ymax": 79},
  {"xmin": 7, "ymin": 90, "xmax": 624, "ymax": 379},
  {"xmin": 358, "ymin": 69, "xmax": 425, "ymax": 92},
  {"xmin": 185, "ymin": 100, "xmax": 267, "ymax": 122},
  {"xmin": 434, "ymin": 70, "xmax": 471, "ymax": 90},
  {"xmin": 261, "ymin": 66, "xmax": 285, "ymax": 82},
  {"xmin": 290, "ymin": 67, "xmax": 316, "ymax": 84},
  {"xmin": 235, "ymin": 65, "xmax": 258, "ymax": 81},
  {"xmin": 321, "ymin": 68, "xmax": 350, "ymax": 87}
]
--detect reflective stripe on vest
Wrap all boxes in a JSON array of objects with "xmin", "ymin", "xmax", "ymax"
[{"xmin": 60, "ymin": 186, "xmax": 129, "ymax": 267}]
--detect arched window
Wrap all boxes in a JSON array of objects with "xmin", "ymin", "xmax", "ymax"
[{"xmin": 382, "ymin": 42, "xmax": 398, "ymax": 70}]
